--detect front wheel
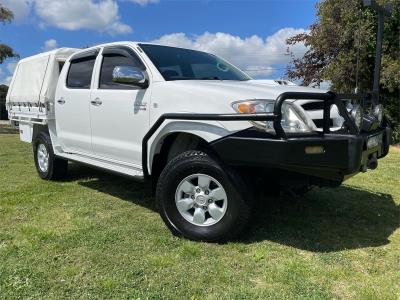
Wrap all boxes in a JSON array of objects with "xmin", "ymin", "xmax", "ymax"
[
  {"xmin": 33, "ymin": 132, "xmax": 68, "ymax": 180},
  {"xmin": 156, "ymin": 151, "xmax": 253, "ymax": 242}
]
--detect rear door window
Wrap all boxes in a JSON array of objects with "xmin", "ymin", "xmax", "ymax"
[{"xmin": 66, "ymin": 57, "xmax": 96, "ymax": 89}]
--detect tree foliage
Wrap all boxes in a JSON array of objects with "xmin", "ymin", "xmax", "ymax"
[
  {"xmin": 0, "ymin": 6, "xmax": 13, "ymax": 24},
  {"xmin": 286, "ymin": 0, "xmax": 399, "ymax": 141},
  {"xmin": 0, "ymin": 84, "xmax": 8, "ymax": 120},
  {"xmin": 0, "ymin": 5, "xmax": 18, "ymax": 66}
]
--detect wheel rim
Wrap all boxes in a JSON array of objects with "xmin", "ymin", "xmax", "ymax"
[
  {"xmin": 37, "ymin": 144, "xmax": 49, "ymax": 173},
  {"xmin": 175, "ymin": 174, "xmax": 228, "ymax": 227}
]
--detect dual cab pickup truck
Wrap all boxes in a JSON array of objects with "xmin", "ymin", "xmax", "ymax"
[{"xmin": 6, "ymin": 42, "xmax": 391, "ymax": 242}]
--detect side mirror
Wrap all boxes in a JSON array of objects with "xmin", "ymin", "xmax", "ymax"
[{"xmin": 112, "ymin": 66, "xmax": 148, "ymax": 88}]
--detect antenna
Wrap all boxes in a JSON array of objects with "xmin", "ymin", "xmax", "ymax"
[
  {"xmin": 355, "ymin": 29, "xmax": 361, "ymax": 94},
  {"xmin": 363, "ymin": 0, "xmax": 392, "ymax": 106}
]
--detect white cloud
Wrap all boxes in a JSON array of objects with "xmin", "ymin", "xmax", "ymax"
[
  {"xmin": 1, "ymin": 0, "xmax": 164, "ymax": 34},
  {"xmin": 1, "ymin": 0, "xmax": 159, "ymax": 35},
  {"xmin": 34, "ymin": 0, "xmax": 132, "ymax": 35},
  {"xmin": 6, "ymin": 62, "xmax": 17, "ymax": 74},
  {"xmin": 3, "ymin": 76, "xmax": 13, "ymax": 85},
  {"xmin": 0, "ymin": 62, "xmax": 18, "ymax": 86},
  {"xmin": 42, "ymin": 39, "xmax": 58, "ymax": 51},
  {"xmin": 107, "ymin": 22, "xmax": 133, "ymax": 35},
  {"xmin": 152, "ymin": 28, "xmax": 308, "ymax": 78},
  {"xmin": 0, "ymin": 0, "xmax": 34, "ymax": 21},
  {"xmin": 0, "ymin": 67, "xmax": 13, "ymax": 85},
  {"xmin": 127, "ymin": 0, "xmax": 159, "ymax": 6}
]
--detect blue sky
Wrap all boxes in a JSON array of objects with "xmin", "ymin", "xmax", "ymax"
[{"xmin": 0, "ymin": 0, "xmax": 318, "ymax": 84}]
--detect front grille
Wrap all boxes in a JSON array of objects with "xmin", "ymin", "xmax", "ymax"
[
  {"xmin": 302, "ymin": 100, "xmax": 348, "ymax": 111},
  {"xmin": 313, "ymin": 119, "xmax": 334, "ymax": 128},
  {"xmin": 301, "ymin": 101, "xmax": 345, "ymax": 129},
  {"xmin": 302, "ymin": 101, "xmax": 325, "ymax": 111}
]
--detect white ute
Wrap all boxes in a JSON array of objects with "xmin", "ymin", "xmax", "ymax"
[{"xmin": 7, "ymin": 42, "xmax": 391, "ymax": 241}]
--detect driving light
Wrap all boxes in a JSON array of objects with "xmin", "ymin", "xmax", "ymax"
[
  {"xmin": 373, "ymin": 104, "xmax": 383, "ymax": 123},
  {"xmin": 232, "ymin": 100, "xmax": 317, "ymax": 133},
  {"xmin": 305, "ymin": 146, "xmax": 325, "ymax": 155},
  {"xmin": 350, "ymin": 104, "xmax": 363, "ymax": 129},
  {"xmin": 367, "ymin": 133, "xmax": 383, "ymax": 149}
]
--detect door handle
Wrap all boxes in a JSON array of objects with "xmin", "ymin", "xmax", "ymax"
[
  {"xmin": 57, "ymin": 98, "xmax": 66, "ymax": 105},
  {"xmin": 91, "ymin": 98, "xmax": 102, "ymax": 106}
]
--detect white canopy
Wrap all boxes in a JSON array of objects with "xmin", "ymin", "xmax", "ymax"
[{"xmin": 6, "ymin": 48, "xmax": 79, "ymax": 105}]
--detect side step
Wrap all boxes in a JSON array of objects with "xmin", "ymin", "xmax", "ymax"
[{"xmin": 57, "ymin": 152, "xmax": 144, "ymax": 180}]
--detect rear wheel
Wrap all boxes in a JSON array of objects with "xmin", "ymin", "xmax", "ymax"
[
  {"xmin": 156, "ymin": 151, "xmax": 253, "ymax": 242},
  {"xmin": 33, "ymin": 132, "xmax": 68, "ymax": 180}
]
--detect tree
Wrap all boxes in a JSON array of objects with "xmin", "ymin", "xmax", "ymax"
[
  {"xmin": 0, "ymin": 6, "xmax": 13, "ymax": 23},
  {"xmin": 0, "ymin": 5, "xmax": 18, "ymax": 64},
  {"xmin": 286, "ymin": 0, "xmax": 399, "ymax": 142},
  {"xmin": 0, "ymin": 5, "xmax": 17, "ymax": 120},
  {"xmin": 0, "ymin": 84, "xmax": 8, "ymax": 120}
]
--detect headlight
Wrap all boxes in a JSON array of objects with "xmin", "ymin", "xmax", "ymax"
[
  {"xmin": 232, "ymin": 99, "xmax": 317, "ymax": 133},
  {"xmin": 350, "ymin": 104, "xmax": 363, "ymax": 129},
  {"xmin": 372, "ymin": 104, "xmax": 383, "ymax": 123}
]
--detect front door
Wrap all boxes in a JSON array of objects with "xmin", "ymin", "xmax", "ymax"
[
  {"xmin": 55, "ymin": 50, "xmax": 98, "ymax": 155},
  {"xmin": 89, "ymin": 46, "xmax": 150, "ymax": 166}
]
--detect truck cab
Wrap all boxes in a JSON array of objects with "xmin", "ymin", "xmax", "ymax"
[{"xmin": 6, "ymin": 42, "xmax": 392, "ymax": 242}]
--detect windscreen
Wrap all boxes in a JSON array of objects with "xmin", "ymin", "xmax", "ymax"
[{"xmin": 139, "ymin": 44, "xmax": 250, "ymax": 81}]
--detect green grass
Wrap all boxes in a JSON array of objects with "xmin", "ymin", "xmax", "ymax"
[{"xmin": 0, "ymin": 125, "xmax": 399, "ymax": 299}]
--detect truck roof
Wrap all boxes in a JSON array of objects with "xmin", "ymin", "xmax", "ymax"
[{"xmin": 70, "ymin": 41, "xmax": 209, "ymax": 55}]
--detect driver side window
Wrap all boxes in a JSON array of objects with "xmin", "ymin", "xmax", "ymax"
[{"xmin": 99, "ymin": 53, "xmax": 143, "ymax": 90}]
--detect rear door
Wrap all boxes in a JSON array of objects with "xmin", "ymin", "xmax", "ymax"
[
  {"xmin": 89, "ymin": 46, "xmax": 150, "ymax": 166},
  {"xmin": 55, "ymin": 50, "xmax": 98, "ymax": 154}
]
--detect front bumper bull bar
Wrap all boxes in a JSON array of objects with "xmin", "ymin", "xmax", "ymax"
[
  {"xmin": 142, "ymin": 92, "xmax": 391, "ymax": 181},
  {"xmin": 210, "ymin": 127, "xmax": 391, "ymax": 182}
]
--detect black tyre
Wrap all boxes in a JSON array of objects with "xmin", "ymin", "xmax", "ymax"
[
  {"xmin": 33, "ymin": 132, "xmax": 68, "ymax": 180},
  {"xmin": 156, "ymin": 151, "xmax": 253, "ymax": 242}
]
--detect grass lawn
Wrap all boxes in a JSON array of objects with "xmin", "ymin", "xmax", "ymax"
[{"xmin": 0, "ymin": 125, "xmax": 399, "ymax": 299}]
